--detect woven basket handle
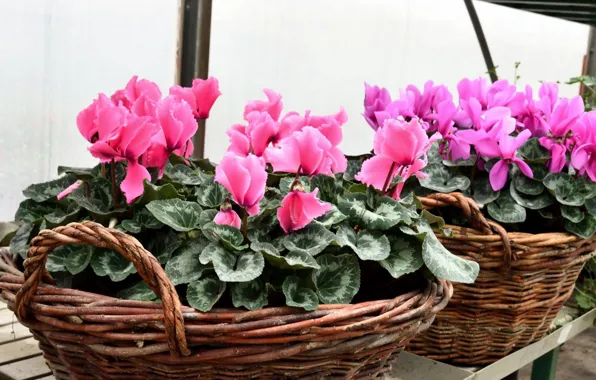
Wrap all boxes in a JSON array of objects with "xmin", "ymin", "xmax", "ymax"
[
  {"xmin": 418, "ymin": 192, "xmax": 513, "ymax": 268},
  {"xmin": 14, "ymin": 221, "xmax": 190, "ymax": 357}
]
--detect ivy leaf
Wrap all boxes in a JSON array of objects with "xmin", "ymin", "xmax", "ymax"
[
  {"xmin": 565, "ymin": 214, "xmax": 596, "ymax": 239},
  {"xmin": 147, "ymin": 230, "xmax": 183, "ymax": 264},
  {"xmin": 23, "ymin": 174, "xmax": 77, "ymax": 202},
  {"xmin": 315, "ymin": 205, "xmax": 347, "ymax": 227},
  {"xmin": 137, "ymin": 181, "xmax": 183, "ymax": 204},
  {"xmin": 471, "ymin": 176, "xmax": 500, "ymax": 206},
  {"xmin": 90, "ymin": 249, "xmax": 137, "ymax": 282},
  {"xmin": 419, "ymin": 163, "xmax": 471, "ymax": 192},
  {"xmin": 231, "ymin": 278, "xmax": 268, "ymax": 311},
  {"xmin": 335, "ymin": 225, "xmax": 390, "ymax": 261},
  {"xmin": 282, "ymin": 276, "xmax": 318, "ymax": 311},
  {"xmin": 310, "ymin": 174, "xmax": 337, "ymax": 203},
  {"xmin": 187, "ymin": 273, "xmax": 226, "ymax": 312},
  {"xmin": 202, "ymin": 222, "xmax": 248, "ymax": 251},
  {"xmin": 117, "ymin": 281, "xmax": 158, "ymax": 302},
  {"xmin": 198, "ymin": 209, "xmax": 219, "ymax": 227},
  {"xmin": 487, "ymin": 190, "xmax": 526, "ymax": 223},
  {"xmin": 146, "ymin": 199, "xmax": 202, "ymax": 232},
  {"xmin": 283, "ymin": 224, "xmax": 335, "ymax": 256},
  {"xmin": 165, "ymin": 164, "xmax": 204, "ymax": 185},
  {"xmin": 200, "ymin": 243, "xmax": 265, "ymax": 282},
  {"xmin": 165, "ymin": 239, "xmax": 209, "ymax": 285},
  {"xmin": 338, "ymin": 193, "xmax": 414, "ymax": 230},
  {"xmin": 422, "ymin": 228, "xmax": 479, "ymax": 283},
  {"xmin": 561, "ymin": 206, "xmax": 585, "ymax": 223},
  {"xmin": 509, "ymin": 184, "xmax": 553, "ymax": 210},
  {"xmin": 280, "ymin": 177, "xmax": 310, "ymax": 193},
  {"xmin": 252, "ymin": 242, "xmax": 320, "ymax": 270},
  {"xmin": 519, "ymin": 138, "xmax": 550, "ymax": 163},
  {"xmin": 15, "ymin": 199, "xmax": 56, "ymax": 223},
  {"xmin": 343, "ymin": 159, "xmax": 363, "ymax": 181},
  {"xmin": 46, "ymin": 245, "xmax": 94, "ymax": 275},
  {"xmin": 312, "ymin": 254, "xmax": 360, "ymax": 304},
  {"xmin": 195, "ymin": 180, "xmax": 227, "ymax": 208},
  {"xmin": 380, "ymin": 236, "xmax": 424, "ymax": 278},
  {"xmin": 9, "ymin": 222, "xmax": 33, "ymax": 259}
]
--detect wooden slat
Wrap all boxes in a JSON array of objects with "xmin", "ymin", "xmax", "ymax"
[
  {"xmin": 0, "ymin": 337, "xmax": 42, "ymax": 365},
  {"xmin": 0, "ymin": 355, "xmax": 51, "ymax": 380},
  {"xmin": 0, "ymin": 323, "xmax": 32, "ymax": 344}
]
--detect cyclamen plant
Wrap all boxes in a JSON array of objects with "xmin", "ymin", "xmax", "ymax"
[
  {"xmin": 363, "ymin": 78, "xmax": 596, "ymax": 238},
  {"xmin": 9, "ymin": 77, "xmax": 478, "ymax": 312}
]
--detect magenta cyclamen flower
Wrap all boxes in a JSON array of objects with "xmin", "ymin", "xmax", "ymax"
[
  {"xmin": 110, "ymin": 76, "xmax": 162, "ymax": 112},
  {"xmin": 215, "ymin": 153, "xmax": 267, "ymax": 215},
  {"xmin": 214, "ymin": 209, "xmax": 242, "ymax": 229},
  {"xmin": 571, "ymin": 111, "xmax": 596, "ymax": 181},
  {"xmin": 76, "ymin": 93, "xmax": 117, "ymax": 143},
  {"xmin": 169, "ymin": 77, "xmax": 221, "ymax": 119},
  {"xmin": 277, "ymin": 188, "xmax": 331, "ymax": 233},
  {"xmin": 363, "ymin": 83, "xmax": 392, "ymax": 130}
]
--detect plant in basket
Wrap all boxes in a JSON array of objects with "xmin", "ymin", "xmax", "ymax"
[
  {"xmin": 1, "ymin": 76, "xmax": 478, "ymax": 378},
  {"xmin": 363, "ymin": 77, "xmax": 596, "ymax": 364}
]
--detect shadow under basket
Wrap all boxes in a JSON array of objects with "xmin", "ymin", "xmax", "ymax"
[
  {"xmin": 407, "ymin": 192, "xmax": 596, "ymax": 365},
  {"xmin": 0, "ymin": 221, "xmax": 452, "ymax": 379}
]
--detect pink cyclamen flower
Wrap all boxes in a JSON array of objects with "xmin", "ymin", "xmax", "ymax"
[
  {"xmin": 56, "ymin": 181, "xmax": 82, "ymax": 200},
  {"xmin": 265, "ymin": 127, "xmax": 338, "ymax": 176},
  {"xmin": 169, "ymin": 77, "xmax": 221, "ymax": 119},
  {"xmin": 76, "ymin": 93, "xmax": 116, "ymax": 143},
  {"xmin": 243, "ymin": 89, "xmax": 283, "ymax": 122},
  {"xmin": 571, "ymin": 111, "xmax": 596, "ymax": 181},
  {"xmin": 277, "ymin": 188, "xmax": 331, "ymax": 233},
  {"xmin": 110, "ymin": 76, "xmax": 162, "ymax": 111},
  {"xmin": 88, "ymin": 109, "xmax": 160, "ymax": 203},
  {"xmin": 215, "ymin": 153, "xmax": 267, "ymax": 215},
  {"xmin": 363, "ymin": 83, "xmax": 392, "ymax": 130},
  {"xmin": 517, "ymin": 85, "xmax": 549, "ymax": 138},
  {"xmin": 214, "ymin": 209, "xmax": 242, "ymax": 229}
]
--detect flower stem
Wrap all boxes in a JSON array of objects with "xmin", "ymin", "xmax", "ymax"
[
  {"xmin": 382, "ymin": 162, "xmax": 397, "ymax": 193},
  {"xmin": 111, "ymin": 160, "xmax": 119, "ymax": 209},
  {"xmin": 241, "ymin": 208, "xmax": 248, "ymax": 239},
  {"xmin": 101, "ymin": 163, "xmax": 106, "ymax": 178}
]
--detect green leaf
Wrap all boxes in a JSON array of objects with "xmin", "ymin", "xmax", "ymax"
[
  {"xmin": 347, "ymin": 183, "xmax": 367, "ymax": 193},
  {"xmin": 165, "ymin": 164, "xmax": 204, "ymax": 185},
  {"xmin": 121, "ymin": 208, "xmax": 163, "ymax": 233},
  {"xmin": 335, "ymin": 225, "xmax": 390, "ymax": 261},
  {"xmin": 117, "ymin": 282, "xmax": 158, "ymax": 302},
  {"xmin": 543, "ymin": 173, "xmax": 596, "ymax": 207},
  {"xmin": 519, "ymin": 138, "xmax": 550, "ymax": 163},
  {"xmin": 57, "ymin": 165, "xmax": 95, "ymax": 179},
  {"xmin": 280, "ymin": 177, "xmax": 310, "ymax": 193},
  {"xmin": 310, "ymin": 174, "xmax": 337, "ymax": 203},
  {"xmin": 23, "ymin": 175, "xmax": 78, "ymax": 202},
  {"xmin": 338, "ymin": 193, "xmax": 415, "ymax": 230},
  {"xmin": 200, "ymin": 243, "xmax": 264, "ymax": 282},
  {"xmin": 90, "ymin": 249, "xmax": 137, "ymax": 282},
  {"xmin": 137, "ymin": 181, "xmax": 183, "ymax": 204},
  {"xmin": 146, "ymin": 199, "xmax": 202, "ymax": 232},
  {"xmin": 283, "ymin": 224, "xmax": 335, "ymax": 256},
  {"xmin": 472, "ymin": 177, "xmax": 501, "ymax": 207},
  {"xmin": 443, "ymin": 154, "xmax": 477, "ymax": 167},
  {"xmin": 252, "ymin": 242, "xmax": 320, "ymax": 270},
  {"xmin": 69, "ymin": 177, "xmax": 115, "ymax": 215},
  {"xmin": 539, "ymin": 209, "xmax": 554, "ymax": 219},
  {"xmin": 419, "ymin": 163, "xmax": 471, "ymax": 192},
  {"xmin": 313, "ymin": 254, "xmax": 360, "ymax": 304},
  {"xmin": 202, "ymin": 222, "xmax": 247, "ymax": 251},
  {"xmin": 380, "ymin": 235, "xmax": 424, "ymax": 278},
  {"xmin": 0, "ymin": 222, "xmax": 19, "ymax": 246},
  {"xmin": 586, "ymin": 198, "xmax": 596, "ymax": 216},
  {"xmin": 195, "ymin": 180, "xmax": 227, "ymax": 208},
  {"xmin": 513, "ymin": 172, "xmax": 544, "ymax": 196},
  {"xmin": 231, "ymin": 278, "xmax": 268, "ymax": 310},
  {"xmin": 422, "ymin": 229, "xmax": 479, "ymax": 283},
  {"xmin": 509, "ymin": 184, "xmax": 553, "ymax": 210},
  {"xmin": 565, "ymin": 214, "xmax": 596, "ymax": 239},
  {"xmin": 165, "ymin": 239, "xmax": 209, "ymax": 285},
  {"xmin": 561, "ymin": 206, "xmax": 585, "ymax": 223},
  {"xmin": 44, "ymin": 205, "xmax": 80, "ymax": 226},
  {"xmin": 487, "ymin": 190, "xmax": 526, "ymax": 223},
  {"xmin": 282, "ymin": 276, "xmax": 318, "ymax": 311},
  {"xmin": 315, "ymin": 205, "xmax": 347, "ymax": 227},
  {"xmin": 15, "ymin": 199, "xmax": 56, "ymax": 223},
  {"xmin": 343, "ymin": 159, "xmax": 363, "ymax": 181},
  {"xmin": 47, "ymin": 245, "xmax": 93, "ymax": 275},
  {"xmin": 9, "ymin": 222, "xmax": 33, "ymax": 259},
  {"xmin": 198, "ymin": 209, "xmax": 219, "ymax": 227},
  {"xmin": 147, "ymin": 230, "xmax": 183, "ymax": 264},
  {"xmin": 187, "ymin": 273, "xmax": 226, "ymax": 312}
]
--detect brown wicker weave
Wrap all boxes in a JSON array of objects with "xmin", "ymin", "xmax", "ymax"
[
  {"xmin": 408, "ymin": 192, "xmax": 596, "ymax": 365},
  {"xmin": 0, "ymin": 221, "xmax": 452, "ymax": 379}
]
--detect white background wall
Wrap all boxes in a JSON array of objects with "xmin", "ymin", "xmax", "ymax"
[{"xmin": 0, "ymin": 0, "xmax": 590, "ymax": 221}]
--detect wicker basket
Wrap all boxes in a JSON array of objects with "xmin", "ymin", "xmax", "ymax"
[
  {"xmin": 0, "ymin": 221, "xmax": 452, "ymax": 379},
  {"xmin": 407, "ymin": 192, "xmax": 596, "ymax": 365}
]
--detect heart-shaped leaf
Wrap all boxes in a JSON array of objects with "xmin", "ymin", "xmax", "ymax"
[
  {"xmin": 198, "ymin": 209, "xmax": 219, "ymax": 227},
  {"xmin": 443, "ymin": 154, "xmax": 477, "ymax": 167},
  {"xmin": 487, "ymin": 190, "xmax": 526, "ymax": 223},
  {"xmin": 283, "ymin": 224, "xmax": 335, "ymax": 256},
  {"xmin": 195, "ymin": 180, "xmax": 227, "ymax": 208},
  {"xmin": 117, "ymin": 281, "xmax": 158, "ymax": 302},
  {"xmin": 187, "ymin": 273, "xmax": 226, "ymax": 312},
  {"xmin": 146, "ymin": 199, "xmax": 202, "ymax": 232},
  {"xmin": 10, "ymin": 222, "xmax": 34, "ymax": 259},
  {"xmin": 380, "ymin": 235, "xmax": 424, "ymax": 278},
  {"xmin": 419, "ymin": 163, "xmax": 471, "ymax": 192},
  {"xmin": 47, "ymin": 245, "xmax": 94, "ymax": 275},
  {"xmin": 15, "ymin": 200, "xmax": 56, "ymax": 223},
  {"xmin": 343, "ymin": 159, "xmax": 364, "ymax": 181},
  {"xmin": 69, "ymin": 178, "xmax": 115, "ymax": 215},
  {"xmin": 586, "ymin": 198, "xmax": 596, "ymax": 216},
  {"xmin": 202, "ymin": 222, "xmax": 247, "ymax": 251},
  {"xmin": 312, "ymin": 254, "xmax": 360, "ymax": 304},
  {"xmin": 315, "ymin": 205, "xmax": 347, "ymax": 227},
  {"xmin": 231, "ymin": 278, "xmax": 268, "ymax": 311},
  {"xmin": 200, "ymin": 243, "xmax": 264, "ymax": 282},
  {"xmin": 137, "ymin": 181, "xmax": 183, "ymax": 204},
  {"xmin": 565, "ymin": 214, "xmax": 596, "ymax": 239},
  {"xmin": 23, "ymin": 175, "xmax": 78, "ymax": 202},
  {"xmin": 519, "ymin": 138, "xmax": 550, "ymax": 163},
  {"xmin": 44, "ymin": 205, "xmax": 80, "ymax": 226},
  {"xmin": 509, "ymin": 184, "xmax": 553, "ymax": 210},
  {"xmin": 252, "ymin": 242, "xmax": 320, "ymax": 270},
  {"xmin": 338, "ymin": 193, "xmax": 415, "ymax": 230},
  {"xmin": 335, "ymin": 225, "xmax": 390, "ymax": 261},
  {"xmin": 543, "ymin": 173, "xmax": 596, "ymax": 207},
  {"xmin": 282, "ymin": 275, "xmax": 318, "ymax": 311},
  {"xmin": 165, "ymin": 239, "xmax": 209, "ymax": 285},
  {"xmin": 91, "ymin": 249, "xmax": 137, "ymax": 282},
  {"xmin": 310, "ymin": 174, "xmax": 338, "ymax": 203},
  {"xmin": 513, "ymin": 171, "xmax": 544, "ymax": 195},
  {"xmin": 147, "ymin": 230, "xmax": 183, "ymax": 264},
  {"xmin": 165, "ymin": 164, "xmax": 204, "ymax": 185},
  {"xmin": 561, "ymin": 205, "xmax": 585, "ymax": 223},
  {"xmin": 421, "ymin": 227, "xmax": 479, "ymax": 283}
]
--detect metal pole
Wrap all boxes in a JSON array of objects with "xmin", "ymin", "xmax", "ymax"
[
  {"xmin": 179, "ymin": 0, "xmax": 213, "ymax": 159},
  {"xmin": 463, "ymin": 0, "xmax": 498, "ymax": 83}
]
